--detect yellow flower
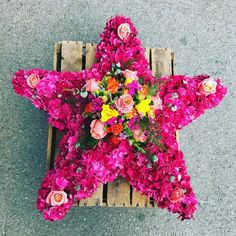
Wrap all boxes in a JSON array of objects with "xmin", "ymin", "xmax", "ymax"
[
  {"xmin": 135, "ymin": 99, "xmax": 151, "ymax": 116},
  {"xmin": 148, "ymin": 106, "xmax": 156, "ymax": 119},
  {"xmin": 124, "ymin": 77, "xmax": 133, "ymax": 86},
  {"xmin": 101, "ymin": 105, "xmax": 119, "ymax": 122}
]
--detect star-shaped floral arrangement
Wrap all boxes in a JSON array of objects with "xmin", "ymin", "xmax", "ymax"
[{"xmin": 12, "ymin": 16, "xmax": 227, "ymax": 221}]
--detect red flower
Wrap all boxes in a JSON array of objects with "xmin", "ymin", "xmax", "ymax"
[
  {"xmin": 85, "ymin": 103, "xmax": 93, "ymax": 113},
  {"xmin": 107, "ymin": 123, "xmax": 123, "ymax": 135},
  {"xmin": 170, "ymin": 187, "xmax": 185, "ymax": 203},
  {"xmin": 110, "ymin": 136, "xmax": 122, "ymax": 144}
]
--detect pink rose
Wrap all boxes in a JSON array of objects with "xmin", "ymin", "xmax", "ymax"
[
  {"xmin": 132, "ymin": 127, "xmax": 147, "ymax": 142},
  {"xmin": 46, "ymin": 190, "xmax": 68, "ymax": 206},
  {"xmin": 198, "ymin": 78, "xmax": 217, "ymax": 96},
  {"xmin": 26, "ymin": 74, "xmax": 40, "ymax": 88},
  {"xmin": 90, "ymin": 119, "xmax": 107, "ymax": 139},
  {"xmin": 152, "ymin": 94, "xmax": 163, "ymax": 110},
  {"xmin": 115, "ymin": 94, "xmax": 134, "ymax": 113},
  {"xmin": 123, "ymin": 69, "xmax": 138, "ymax": 81},
  {"xmin": 170, "ymin": 188, "xmax": 185, "ymax": 203},
  {"xmin": 85, "ymin": 78, "xmax": 100, "ymax": 92},
  {"xmin": 117, "ymin": 23, "xmax": 131, "ymax": 40}
]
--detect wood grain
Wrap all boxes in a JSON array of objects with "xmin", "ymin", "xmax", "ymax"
[
  {"xmin": 151, "ymin": 48, "xmax": 172, "ymax": 77},
  {"xmin": 79, "ymin": 42, "xmax": 103, "ymax": 206},
  {"xmin": 107, "ymin": 176, "xmax": 130, "ymax": 207},
  {"xmin": 61, "ymin": 41, "xmax": 83, "ymax": 72},
  {"xmin": 46, "ymin": 43, "xmax": 62, "ymax": 171}
]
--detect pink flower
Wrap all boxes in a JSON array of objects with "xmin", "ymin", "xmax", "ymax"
[
  {"xmin": 132, "ymin": 127, "xmax": 147, "ymax": 142},
  {"xmin": 152, "ymin": 94, "xmax": 163, "ymax": 110},
  {"xmin": 117, "ymin": 23, "xmax": 131, "ymax": 40},
  {"xmin": 170, "ymin": 188, "xmax": 185, "ymax": 203},
  {"xmin": 90, "ymin": 119, "xmax": 107, "ymax": 139},
  {"xmin": 85, "ymin": 78, "xmax": 100, "ymax": 92},
  {"xmin": 46, "ymin": 190, "xmax": 68, "ymax": 206},
  {"xmin": 123, "ymin": 69, "xmax": 138, "ymax": 85},
  {"xmin": 26, "ymin": 74, "xmax": 40, "ymax": 88},
  {"xmin": 115, "ymin": 94, "xmax": 134, "ymax": 113},
  {"xmin": 198, "ymin": 78, "xmax": 217, "ymax": 96}
]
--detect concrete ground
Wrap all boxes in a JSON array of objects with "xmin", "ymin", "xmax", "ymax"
[{"xmin": 0, "ymin": 0, "xmax": 235, "ymax": 235}]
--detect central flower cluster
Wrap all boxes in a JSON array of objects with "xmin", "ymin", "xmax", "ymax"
[{"xmin": 81, "ymin": 64, "xmax": 162, "ymax": 151}]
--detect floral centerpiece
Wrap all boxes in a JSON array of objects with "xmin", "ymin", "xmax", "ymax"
[{"xmin": 12, "ymin": 16, "xmax": 227, "ymax": 221}]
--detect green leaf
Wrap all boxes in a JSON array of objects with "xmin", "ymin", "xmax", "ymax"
[
  {"xmin": 146, "ymin": 163, "xmax": 152, "ymax": 169},
  {"xmin": 80, "ymin": 91, "xmax": 88, "ymax": 98},
  {"xmin": 124, "ymin": 127, "xmax": 133, "ymax": 137},
  {"xmin": 75, "ymin": 141, "xmax": 81, "ymax": 148},
  {"xmin": 150, "ymin": 155, "xmax": 158, "ymax": 162},
  {"xmin": 74, "ymin": 185, "xmax": 81, "ymax": 191},
  {"xmin": 138, "ymin": 77, "xmax": 144, "ymax": 85}
]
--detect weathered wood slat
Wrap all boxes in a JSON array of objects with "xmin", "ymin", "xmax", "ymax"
[
  {"xmin": 46, "ymin": 42, "xmax": 62, "ymax": 171},
  {"xmin": 107, "ymin": 176, "xmax": 130, "ymax": 207},
  {"xmin": 131, "ymin": 47, "xmax": 152, "ymax": 207},
  {"xmin": 151, "ymin": 48, "xmax": 175, "ymax": 207},
  {"xmin": 171, "ymin": 52, "xmax": 180, "ymax": 143},
  {"xmin": 61, "ymin": 41, "xmax": 83, "ymax": 72},
  {"xmin": 79, "ymin": 43, "xmax": 104, "ymax": 206},
  {"xmin": 151, "ymin": 48, "xmax": 172, "ymax": 78}
]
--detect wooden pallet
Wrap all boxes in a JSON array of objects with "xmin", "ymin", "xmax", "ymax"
[{"xmin": 47, "ymin": 41, "xmax": 178, "ymax": 208}]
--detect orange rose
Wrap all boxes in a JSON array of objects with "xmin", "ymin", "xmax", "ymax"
[
  {"xmin": 107, "ymin": 123, "xmax": 123, "ymax": 135},
  {"xmin": 106, "ymin": 78, "xmax": 119, "ymax": 94},
  {"xmin": 85, "ymin": 103, "xmax": 92, "ymax": 113},
  {"xmin": 139, "ymin": 85, "xmax": 148, "ymax": 99},
  {"xmin": 170, "ymin": 187, "xmax": 185, "ymax": 203},
  {"xmin": 127, "ymin": 108, "xmax": 137, "ymax": 119}
]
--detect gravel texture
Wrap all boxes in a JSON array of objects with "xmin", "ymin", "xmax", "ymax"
[{"xmin": 0, "ymin": 0, "xmax": 235, "ymax": 235}]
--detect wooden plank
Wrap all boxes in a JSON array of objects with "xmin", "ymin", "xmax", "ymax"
[
  {"xmin": 151, "ymin": 48, "xmax": 173, "ymax": 208},
  {"xmin": 145, "ymin": 47, "xmax": 150, "ymax": 64},
  {"xmin": 85, "ymin": 43, "xmax": 97, "ymax": 68},
  {"xmin": 46, "ymin": 125, "xmax": 53, "ymax": 171},
  {"xmin": 171, "ymin": 51, "xmax": 180, "ymax": 145},
  {"xmin": 132, "ymin": 190, "xmax": 151, "ymax": 207},
  {"xmin": 131, "ymin": 47, "xmax": 152, "ymax": 208},
  {"xmin": 46, "ymin": 43, "xmax": 62, "ymax": 171},
  {"xmin": 171, "ymin": 51, "xmax": 177, "ymax": 75},
  {"xmin": 151, "ymin": 48, "xmax": 172, "ymax": 77},
  {"xmin": 61, "ymin": 41, "xmax": 83, "ymax": 72},
  {"xmin": 79, "ymin": 43, "xmax": 104, "ymax": 206},
  {"xmin": 107, "ymin": 176, "xmax": 130, "ymax": 207}
]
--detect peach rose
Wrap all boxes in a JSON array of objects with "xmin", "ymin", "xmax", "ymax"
[
  {"xmin": 117, "ymin": 23, "xmax": 131, "ymax": 40},
  {"xmin": 198, "ymin": 78, "xmax": 217, "ymax": 96},
  {"xmin": 170, "ymin": 188, "xmax": 185, "ymax": 203},
  {"xmin": 132, "ymin": 127, "xmax": 147, "ymax": 142},
  {"xmin": 123, "ymin": 69, "xmax": 138, "ymax": 85},
  {"xmin": 90, "ymin": 119, "xmax": 107, "ymax": 139},
  {"xmin": 85, "ymin": 78, "xmax": 100, "ymax": 92},
  {"xmin": 152, "ymin": 94, "xmax": 163, "ymax": 110},
  {"xmin": 46, "ymin": 190, "xmax": 68, "ymax": 206},
  {"xmin": 26, "ymin": 74, "xmax": 40, "ymax": 88},
  {"xmin": 115, "ymin": 94, "xmax": 134, "ymax": 113}
]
